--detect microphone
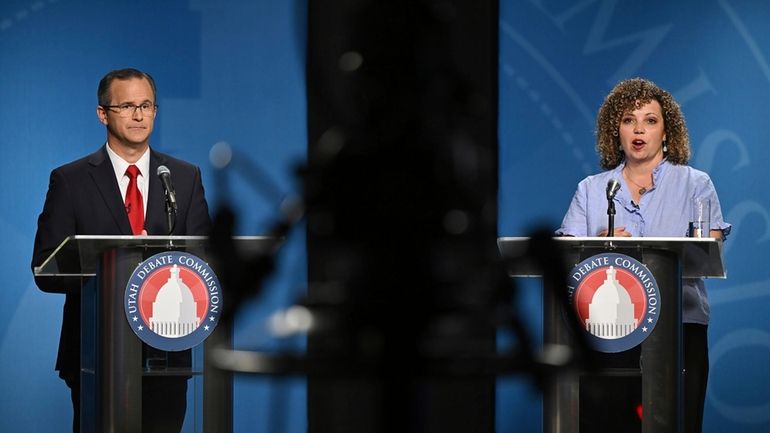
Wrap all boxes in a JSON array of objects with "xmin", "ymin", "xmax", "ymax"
[
  {"xmin": 606, "ymin": 179, "xmax": 620, "ymax": 236},
  {"xmin": 606, "ymin": 178, "xmax": 621, "ymax": 201},
  {"xmin": 157, "ymin": 165, "xmax": 177, "ymax": 210},
  {"xmin": 157, "ymin": 165, "xmax": 177, "ymax": 235}
]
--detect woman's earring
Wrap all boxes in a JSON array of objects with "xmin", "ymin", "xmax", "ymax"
[{"xmin": 663, "ymin": 141, "xmax": 668, "ymax": 153}]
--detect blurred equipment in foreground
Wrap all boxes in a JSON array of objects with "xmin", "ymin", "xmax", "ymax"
[{"xmin": 206, "ymin": 1, "xmax": 590, "ymax": 433}]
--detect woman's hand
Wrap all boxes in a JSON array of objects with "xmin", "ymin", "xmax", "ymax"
[{"xmin": 598, "ymin": 226, "xmax": 632, "ymax": 237}]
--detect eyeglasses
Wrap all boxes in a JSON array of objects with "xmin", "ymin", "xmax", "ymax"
[{"xmin": 101, "ymin": 102, "xmax": 157, "ymax": 117}]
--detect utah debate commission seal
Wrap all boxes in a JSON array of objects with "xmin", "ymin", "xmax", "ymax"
[
  {"xmin": 568, "ymin": 252, "xmax": 660, "ymax": 353},
  {"xmin": 124, "ymin": 251, "xmax": 222, "ymax": 351}
]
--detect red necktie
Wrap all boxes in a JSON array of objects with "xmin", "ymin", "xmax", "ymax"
[{"xmin": 125, "ymin": 165, "xmax": 145, "ymax": 235}]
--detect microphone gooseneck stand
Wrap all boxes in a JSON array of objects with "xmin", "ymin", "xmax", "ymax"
[
  {"xmin": 607, "ymin": 197, "xmax": 616, "ymax": 237},
  {"xmin": 606, "ymin": 179, "xmax": 620, "ymax": 237},
  {"xmin": 164, "ymin": 195, "xmax": 176, "ymax": 235}
]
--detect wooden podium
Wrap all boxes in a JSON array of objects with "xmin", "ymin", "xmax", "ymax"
[
  {"xmin": 33, "ymin": 235, "xmax": 274, "ymax": 433},
  {"xmin": 497, "ymin": 237, "xmax": 726, "ymax": 433}
]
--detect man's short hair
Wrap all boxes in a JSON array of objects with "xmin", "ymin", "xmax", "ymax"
[{"xmin": 97, "ymin": 68, "xmax": 157, "ymax": 106}]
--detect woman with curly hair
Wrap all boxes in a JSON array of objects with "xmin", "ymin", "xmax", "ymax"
[{"xmin": 557, "ymin": 77, "xmax": 731, "ymax": 433}]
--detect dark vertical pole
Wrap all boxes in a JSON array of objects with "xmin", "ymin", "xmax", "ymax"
[
  {"xmin": 306, "ymin": 1, "xmax": 499, "ymax": 432},
  {"xmin": 204, "ymin": 320, "xmax": 233, "ymax": 433},
  {"xmin": 88, "ymin": 248, "xmax": 143, "ymax": 433},
  {"xmin": 641, "ymin": 250, "xmax": 683, "ymax": 433},
  {"xmin": 543, "ymin": 255, "xmax": 580, "ymax": 433}
]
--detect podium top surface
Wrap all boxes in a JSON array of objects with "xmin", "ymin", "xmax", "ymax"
[
  {"xmin": 34, "ymin": 235, "xmax": 278, "ymax": 277},
  {"xmin": 497, "ymin": 236, "xmax": 726, "ymax": 279}
]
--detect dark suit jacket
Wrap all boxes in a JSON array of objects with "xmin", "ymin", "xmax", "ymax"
[{"xmin": 31, "ymin": 146, "xmax": 212, "ymax": 379}]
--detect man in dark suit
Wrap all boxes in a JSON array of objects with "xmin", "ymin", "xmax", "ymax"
[{"xmin": 31, "ymin": 68, "xmax": 211, "ymax": 433}]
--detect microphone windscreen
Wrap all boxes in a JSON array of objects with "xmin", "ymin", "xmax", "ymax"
[
  {"xmin": 606, "ymin": 178, "xmax": 621, "ymax": 199},
  {"xmin": 157, "ymin": 165, "xmax": 171, "ymax": 176}
]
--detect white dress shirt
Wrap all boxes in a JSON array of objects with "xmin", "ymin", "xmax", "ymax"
[{"xmin": 105, "ymin": 143, "xmax": 150, "ymax": 217}]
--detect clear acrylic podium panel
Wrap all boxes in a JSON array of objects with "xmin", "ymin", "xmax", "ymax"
[
  {"xmin": 34, "ymin": 234, "xmax": 277, "ymax": 277},
  {"xmin": 497, "ymin": 236, "xmax": 726, "ymax": 279}
]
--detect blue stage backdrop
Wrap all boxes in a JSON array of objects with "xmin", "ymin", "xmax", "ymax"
[
  {"xmin": 499, "ymin": 1, "xmax": 770, "ymax": 432},
  {"xmin": 2, "ymin": 1, "xmax": 770, "ymax": 433},
  {"xmin": 0, "ymin": 1, "xmax": 307, "ymax": 432}
]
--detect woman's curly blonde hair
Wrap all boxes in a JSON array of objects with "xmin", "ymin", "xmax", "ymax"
[{"xmin": 596, "ymin": 77, "xmax": 690, "ymax": 169}]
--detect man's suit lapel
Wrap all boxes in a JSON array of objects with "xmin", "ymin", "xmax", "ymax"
[
  {"xmin": 87, "ymin": 147, "xmax": 133, "ymax": 234},
  {"xmin": 146, "ymin": 150, "xmax": 169, "ymax": 235}
]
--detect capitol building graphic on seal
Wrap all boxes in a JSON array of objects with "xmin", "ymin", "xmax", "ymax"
[
  {"xmin": 585, "ymin": 266, "xmax": 638, "ymax": 339},
  {"xmin": 149, "ymin": 265, "xmax": 200, "ymax": 338}
]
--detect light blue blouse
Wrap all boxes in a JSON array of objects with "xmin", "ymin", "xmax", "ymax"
[{"xmin": 557, "ymin": 159, "xmax": 731, "ymax": 324}]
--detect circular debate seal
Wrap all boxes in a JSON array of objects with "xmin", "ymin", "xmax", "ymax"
[
  {"xmin": 124, "ymin": 251, "xmax": 222, "ymax": 351},
  {"xmin": 568, "ymin": 252, "xmax": 660, "ymax": 353}
]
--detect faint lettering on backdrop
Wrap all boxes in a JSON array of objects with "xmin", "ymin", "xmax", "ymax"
[{"xmin": 500, "ymin": 0, "xmax": 770, "ymax": 429}]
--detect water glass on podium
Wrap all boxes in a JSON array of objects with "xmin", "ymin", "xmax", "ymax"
[{"xmin": 688, "ymin": 198, "xmax": 710, "ymax": 238}]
